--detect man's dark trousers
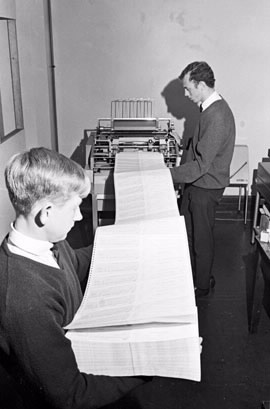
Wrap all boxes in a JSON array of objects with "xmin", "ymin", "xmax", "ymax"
[{"xmin": 180, "ymin": 184, "xmax": 224, "ymax": 290}]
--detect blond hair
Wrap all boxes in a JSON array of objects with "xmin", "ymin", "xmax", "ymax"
[{"xmin": 5, "ymin": 147, "xmax": 89, "ymax": 216}]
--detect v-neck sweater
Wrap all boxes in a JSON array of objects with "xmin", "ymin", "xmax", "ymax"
[{"xmin": 170, "ymin": 98, "xmax": 235, "ymax": 189}]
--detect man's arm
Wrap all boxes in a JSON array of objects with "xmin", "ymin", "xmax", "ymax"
[
  {"xmin": 7, "ymin": 268, "xmax": 146, "ymax": 409},
  {"xmin": 58, "ymin": 240, "xmax": 93, "ymax": 286}
]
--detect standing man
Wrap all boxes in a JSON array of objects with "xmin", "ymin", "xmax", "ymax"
[{"xmin": 170, "ymin": 61, "xmax": 235, "ymax": 298}]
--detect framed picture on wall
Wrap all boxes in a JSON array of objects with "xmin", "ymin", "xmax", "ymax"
[{"xmin": 0, "ymin": 17, "xmax": 23, "ymax": 143}]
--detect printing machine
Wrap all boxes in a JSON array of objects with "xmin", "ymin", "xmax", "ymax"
[{"xmin": 85, "ymin": 99, "xmax": 182, "ymax": 232}]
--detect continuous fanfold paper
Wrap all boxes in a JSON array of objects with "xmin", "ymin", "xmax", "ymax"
[{"xmin": 65, "ymin": 151, "xmax": 201, "ymax": 381}]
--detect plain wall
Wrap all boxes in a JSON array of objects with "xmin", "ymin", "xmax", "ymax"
[{"xmin": 0, "ymin": 0, "xmax": 52, "ymax": 241}]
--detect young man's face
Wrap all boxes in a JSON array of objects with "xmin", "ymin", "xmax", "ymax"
[
  {"xmin": 46, "ymin": 194, "xmax": 83, "ymax": 242},
  {"xmin": 182, "ymin": 72, "xmax": 203, "ymax": 105}
]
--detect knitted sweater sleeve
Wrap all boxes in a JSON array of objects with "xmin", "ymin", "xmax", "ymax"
[
  {"xmin": 1, "ymin": 246, "xmax": 146, "ymax": 409},
  {"xmin": 11, "ymin": 284, "xmax": 144, "ymax": 409},
  {"xmin": 58, "ymin": 240, "xmax": 93, "ymax": 285}
]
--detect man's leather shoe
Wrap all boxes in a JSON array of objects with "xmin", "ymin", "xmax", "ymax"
[
  {"xmin": 210, "ymin": 275, "xmax": 216, "ymax": 289},
  {"xmin": 195, "ymin": 276, "xmax": 216, "ymax": 298},
  {"xmin": 195, "ymin": 288, "xmax": 210, "ymax": 298}
]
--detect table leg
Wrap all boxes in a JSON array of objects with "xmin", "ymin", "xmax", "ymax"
[
  {"xmin": 251, "ymin": 191, "xmax": 260, "ymax": 244},
  {"xmin": 249, "ymin": 249, "xmax": 264, "ymax": 333}
]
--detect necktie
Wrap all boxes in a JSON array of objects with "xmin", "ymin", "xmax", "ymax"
[{"xmin": 51, "ymin": 244, "xmax": 61, "ymax": 267}]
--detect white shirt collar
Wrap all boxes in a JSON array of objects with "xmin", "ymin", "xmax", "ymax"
[
  {"xmin": 8, "ymin": 223, "xmax": 53, "ymax": 255},
  {"xmin": 7, "ymin": 223, "xmax": 59, "ymax": 268},
  {"xmin": 201, "ymin": 90, "xmax": 222, "ymax": 112}
]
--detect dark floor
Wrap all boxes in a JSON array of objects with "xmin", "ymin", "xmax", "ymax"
[{"xmin": 1, "ymin": 197, "xmax": 270, "ymax": 409}]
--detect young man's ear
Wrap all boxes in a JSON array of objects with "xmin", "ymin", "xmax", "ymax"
[
  {"xmin": 35, "ymin": 203, "xmax": 53, "ymax": 227},
  {"xmin": 198, "ymin": 80, "xmax": 207, "ymax": 89}
]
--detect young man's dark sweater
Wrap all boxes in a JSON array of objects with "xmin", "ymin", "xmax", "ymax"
[{"xmin": 0, "ymin": 239, "xmax": 145, "ymax": 409}]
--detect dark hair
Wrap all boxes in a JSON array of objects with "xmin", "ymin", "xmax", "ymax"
[{"xmin": 179, "ymin": 61, "xmax": 215, "ymax": 88}]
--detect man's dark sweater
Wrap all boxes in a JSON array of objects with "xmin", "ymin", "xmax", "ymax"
[
  {"xmin": 0, "ymin": 239, "xmax": 144, "ymax": 409},
  {"xmin": 170, "ymin": 99, "xmax": 236, "ymax": 188}
]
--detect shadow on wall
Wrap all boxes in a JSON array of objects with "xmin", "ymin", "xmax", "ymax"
[
  {"xmin": 161, "ymin": 78, "xmax": 200, "ymax": 163},
  {"xmin": 70, "ymin": 131, "xmax": 90, "ymax": 168},
  {"xmin": 68, "ymin": 131, "xmax": 94, "ymax": 249}
]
